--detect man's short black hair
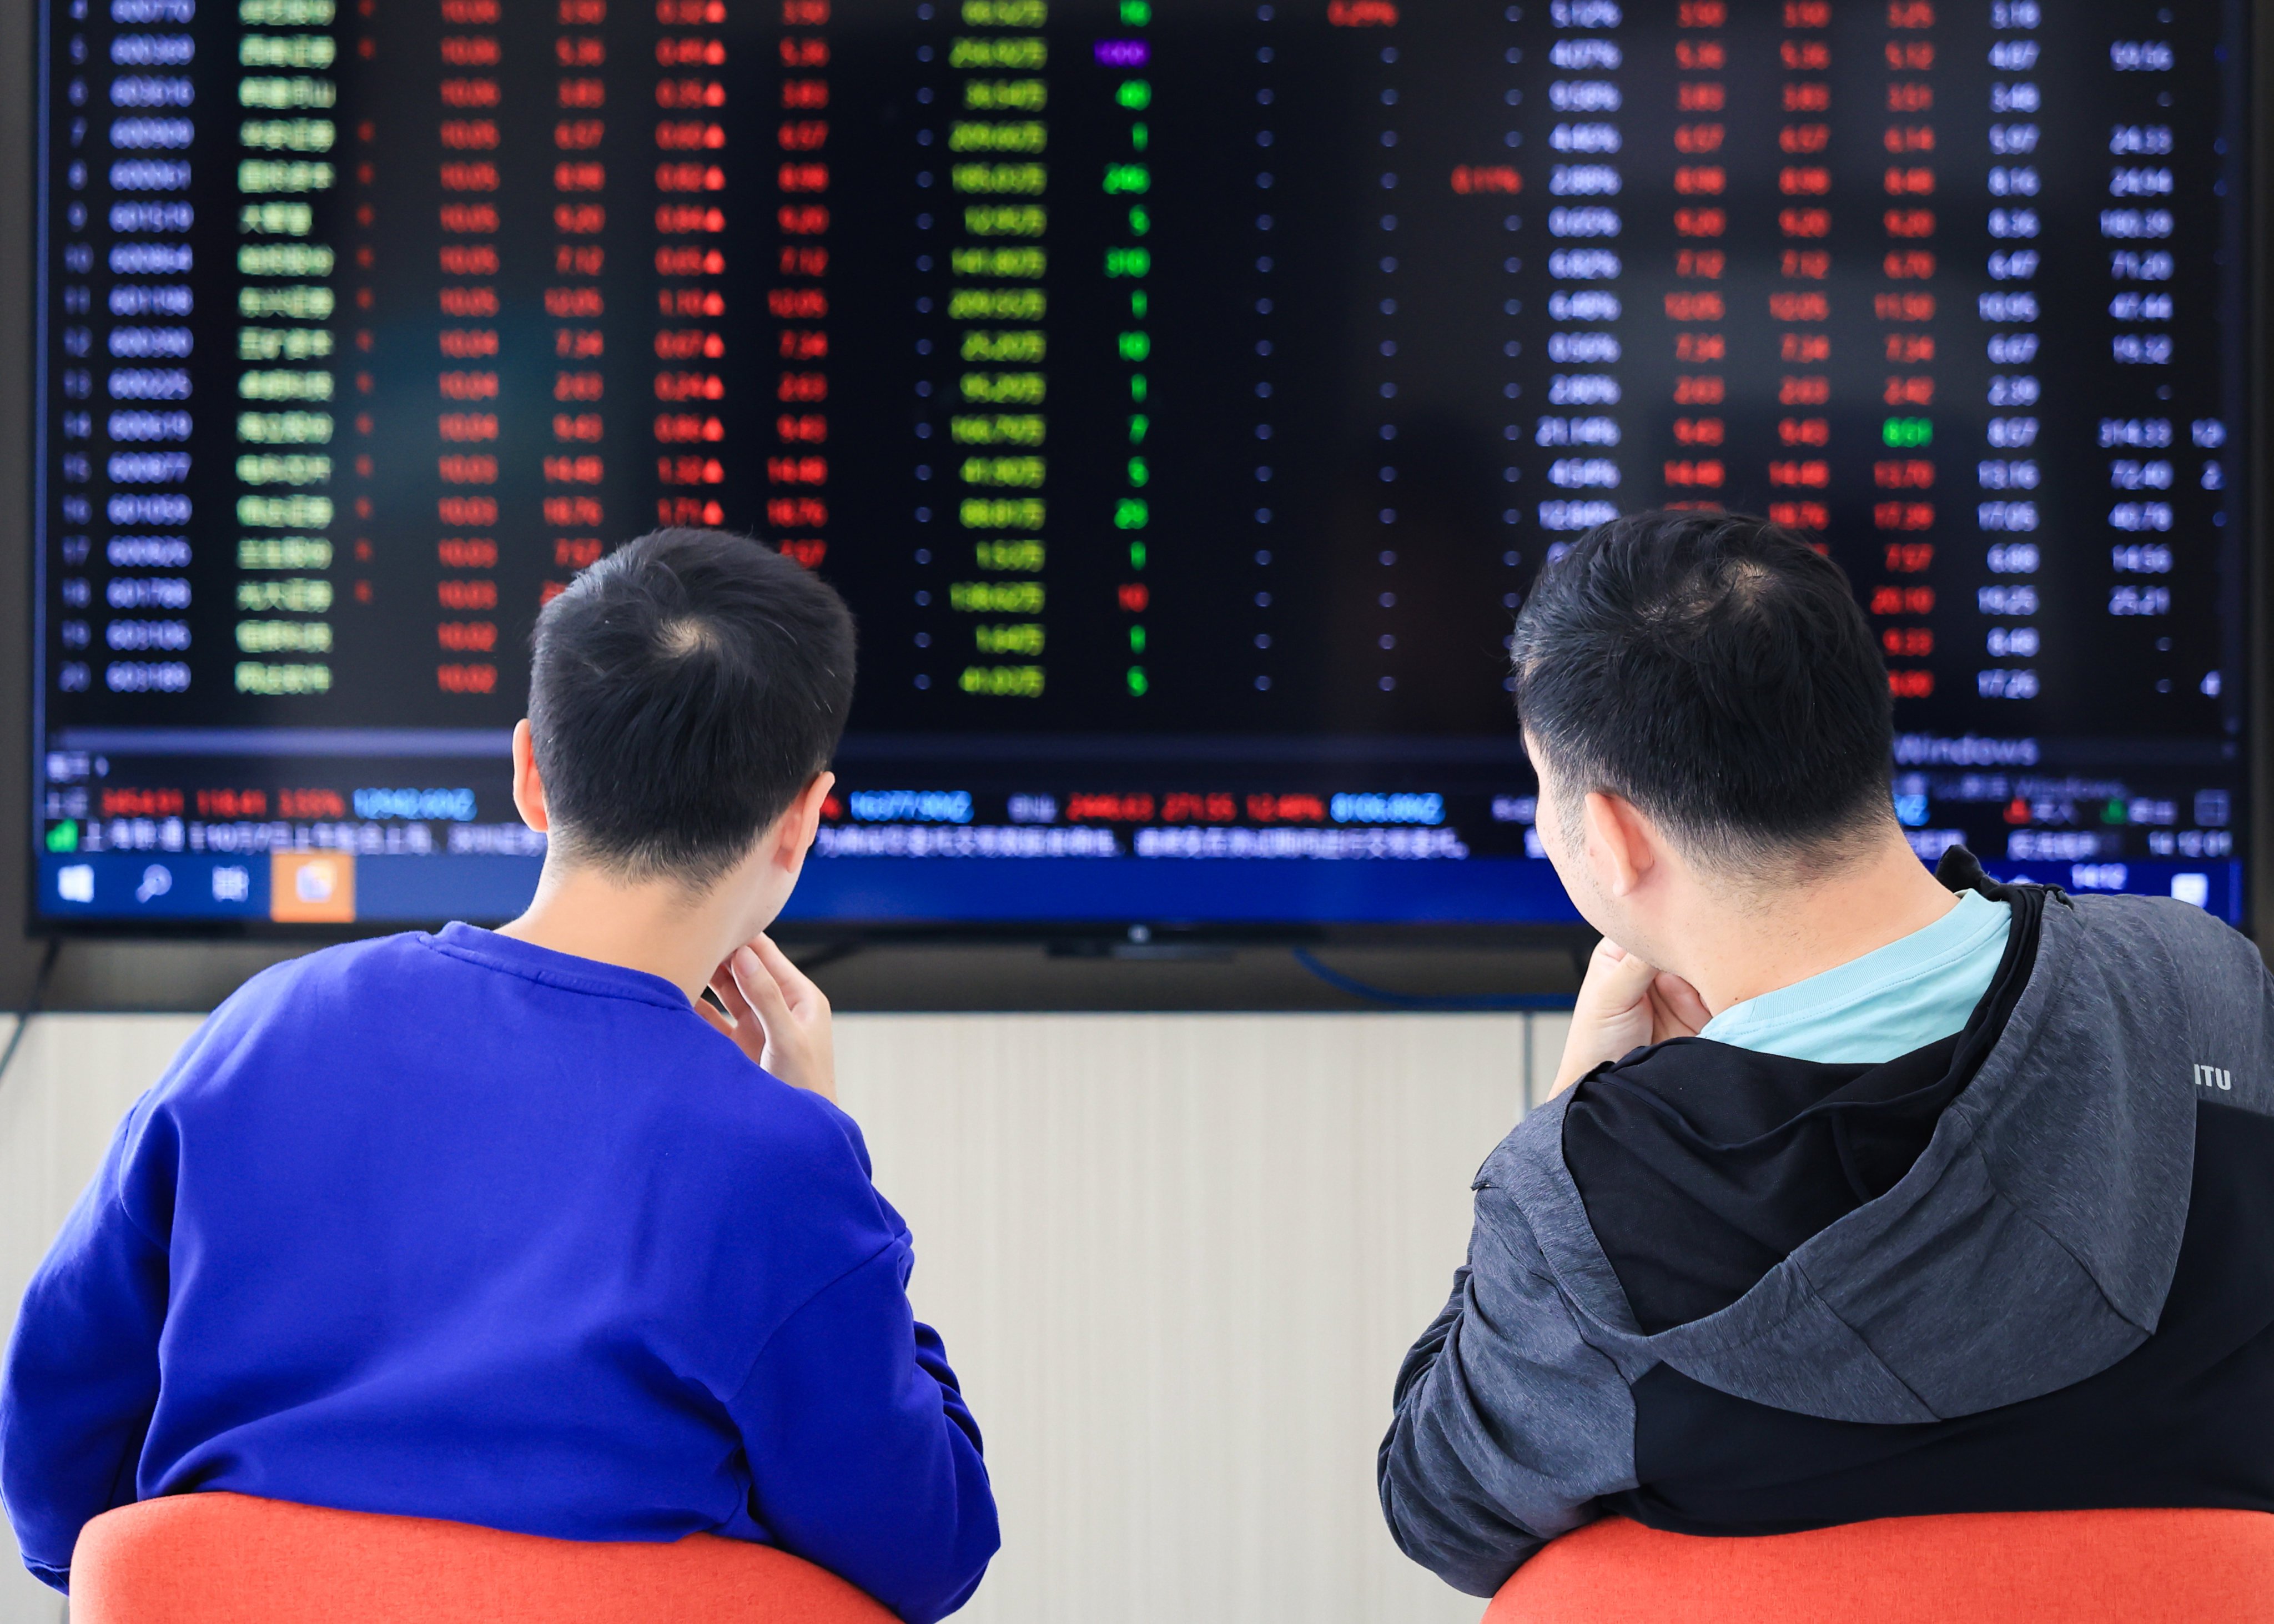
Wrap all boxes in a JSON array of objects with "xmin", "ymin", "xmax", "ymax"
[
  {"xmin": 1510, "ymin": 509, "xmax": 1893, "ymax": 872},
  {"xmin": 529, "ymin": 528, "xmax": 856, "ymax": 886}
]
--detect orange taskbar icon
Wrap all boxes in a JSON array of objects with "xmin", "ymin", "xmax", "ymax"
[{"xmin": 270, "ymin": 852, "xmax": 356, "ymax": 923}]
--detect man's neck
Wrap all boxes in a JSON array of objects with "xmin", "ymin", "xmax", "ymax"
[
  {"xmin": 495, "ymin": 860, "xmax": 746, "ymax": 1003},
  {"xmin": 1673, "ymin": 834, "xmax": 1963, "ymax": 1017}
]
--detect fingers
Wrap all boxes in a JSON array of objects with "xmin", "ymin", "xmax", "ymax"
[
  {"xmin": 701, "ymin": 937, "xmax": 840, "ymax": 1098},
  {"xmin": 699, "ymin": 963, "xmax": 771, "ymax": 1066},
  {"xmin": 1553, "ymin": 938, "xmax": 1668, "ymax": 1095},
  {"xmin": 706, "ymin": 961, "xmax": 756, "ymax": 1026},
  {"xmin": 746, "ymin": 933, "xmax": 829, "ymax": 1016},
  {"xmin": 1582, "ymin": 939, "xmax": 1660, "ymax": 1011},
  {"xmin": 1653, "ymin": 971, "xmax": 1714, "ymax": 1035},
  {"xmin": 726, "ymin": 942, "xmax": 797, "ymax": 1037},
  {"xmin": 720, "ymin": 936, "xmax": 837, "ymax": 1099}
]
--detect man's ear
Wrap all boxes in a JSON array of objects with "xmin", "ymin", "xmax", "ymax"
[
  {"xmin": 1581, "ymin": 789, "xmax": 1661, "ymax": 898},
  {"xmin": 509, "ymin": 718, "xmax": 551, "ymax": 833},
  {"xmin": 772, "ymin": 771, "xmax": 836, "ymax": 869}
]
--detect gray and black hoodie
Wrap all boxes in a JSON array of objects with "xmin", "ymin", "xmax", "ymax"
[{"xmin": 1380, "ymin": 851, "xmax": 2274, "ymax": 1597}]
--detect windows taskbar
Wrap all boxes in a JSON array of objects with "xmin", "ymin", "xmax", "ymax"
[{"xmin": 30, "ymin": 851, "xmax": 2246, "ymax": 931}]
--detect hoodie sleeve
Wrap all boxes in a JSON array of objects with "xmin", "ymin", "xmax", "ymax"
[
  {"xmin": 1378, "ymin": 1185, "xmax": 1638, "ymax": 1598},
  {"xmin": 0, "ymin": 1093, "xmax": 173, "ymax": 1592},
  {"xmin": 728, "ymin": 1234, "xmax": 999, "ymax": 1624}
]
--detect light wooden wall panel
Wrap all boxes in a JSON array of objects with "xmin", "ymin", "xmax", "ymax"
[
  {"xmin": 0, "ymin": 1010, "xmax": 1569, "ymax": 1624},
  {"xmin": 836, "ymin": 1014, "xmax": 1549, "ymax": 1624}
]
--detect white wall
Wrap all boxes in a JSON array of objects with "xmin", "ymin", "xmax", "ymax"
[{"xmin": 0, "ymin": 1010, "xmax": 1568, "ymax": 1624}]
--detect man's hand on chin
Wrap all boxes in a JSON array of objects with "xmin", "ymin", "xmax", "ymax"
[
  {"xmin": 700, "ymin": 933, "xmax": 838, "ymax": 1104},
  {"xmin": 1548, "ymin": 938, "xmax": 1712, "ymax": 1097}
]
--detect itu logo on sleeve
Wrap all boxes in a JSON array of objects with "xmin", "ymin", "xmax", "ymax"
[{"xmin": 2194, "ymin": 1064, "xmax": 2235, "ymax": 1092}]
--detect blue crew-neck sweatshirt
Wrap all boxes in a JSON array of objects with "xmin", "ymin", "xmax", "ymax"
[{"xmin": 0, "ymin": 924, "xmax": 999, "ymax": 1621}]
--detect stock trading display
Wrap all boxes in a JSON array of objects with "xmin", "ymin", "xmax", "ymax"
[{"xmin": 31, "ymin": 0, "xmax": 2252, "ymax": 928}]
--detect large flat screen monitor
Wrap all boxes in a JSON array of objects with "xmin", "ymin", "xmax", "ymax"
[{"xmin": 28, "ymin": 0, "xmax": 2252, "ymax": 932}]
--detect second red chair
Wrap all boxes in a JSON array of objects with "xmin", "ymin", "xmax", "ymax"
[{"xmin": 1485, "ymin": 1509, "xmax": 2274, "ymax": 1624}]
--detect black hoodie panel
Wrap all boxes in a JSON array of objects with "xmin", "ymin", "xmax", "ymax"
[
  {"xmin": 1562, "ymin": 864, "xmax": 2044, "ymax": 1335},
  {"xmin": 1607, "ymin": 1100, "xmax": 2274, "ymax": 1532}
]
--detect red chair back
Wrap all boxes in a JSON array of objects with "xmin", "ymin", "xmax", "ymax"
[
  {"xmin": 1486, "ymin": 1510, "xmax": 2274, "ymax": 1624},
  {"xmin": 70, "ymin": 1491, "xmax": 895, "ymax": 1624}
]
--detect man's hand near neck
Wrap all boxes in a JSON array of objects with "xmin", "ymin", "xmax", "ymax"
[
  {"xmin": 1533, "ymin": 745, "xmax": 1958, "ymax": 1095},
  {"xmin": 501, "ymin": 857, "xmax": 776, "ymax": 1007},
  {"xmin": 491, "ymin": 717, "xmax": 841, "ymax": 1101}
]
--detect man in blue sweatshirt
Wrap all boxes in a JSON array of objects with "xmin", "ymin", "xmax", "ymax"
[
  {"xmin": 0, "ymin": 529, "xmax": 999, "ymax": 1620},
  {"xmin": 1382, "ymin": 510, "xmax": 2274, "ymax": 1595}
]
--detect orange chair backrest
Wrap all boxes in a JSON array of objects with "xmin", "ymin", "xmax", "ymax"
[
  {"xmin": 1486, "ymin": 1510, "xmax": 2274, "ymax": 1624},
  {"xmin": 70, "ymin": 1491, "xmax": 896, "ymax": 1624}
]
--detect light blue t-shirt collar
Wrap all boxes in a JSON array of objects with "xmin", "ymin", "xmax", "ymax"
[{"xmin": 1698, "ymin": 889, "xmax": 2014, "ymax": 1066}]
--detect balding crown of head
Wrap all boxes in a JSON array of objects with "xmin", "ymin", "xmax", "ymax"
[
  {"xmin": 529, "ymin": 529, "xmax": 857, "ymax": 888},
  {"xmin": 1511, "ymin": 509, "xmax": 1895, "ymax": 878}
]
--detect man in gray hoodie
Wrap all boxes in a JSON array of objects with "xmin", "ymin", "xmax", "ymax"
[{"xmin": 1381, "ymin": 509, "xmax": 2274, "ymax": 1597}]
